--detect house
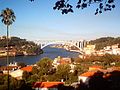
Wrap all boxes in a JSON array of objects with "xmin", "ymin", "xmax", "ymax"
[
  {"xmin": 0, "ymin": 50, "xmax": 7, "ymax": 57},
  {"xmin": 89, "ymin": 66, "xmax": 103, "ymax": 71},
  {"xmin": 21, "ymin": 65, "xmax": 33, "ymax": 72},
  {"xmin": 0, "ymin": 49, "xmax": 17, "ymax": 57},
  {"xmin": 83, "ymin": 45, "xmax": 96, "ymax": 56},
  {"xmin": 78, "ymin": 71, "xmax": 96, "ymax": 83},
  {"xmin": 33, "ymin": 82, "xmax": 64, "ymax": 90},
  {"xmin": 103, "ymin": 67, "xmax": 120, "ymax": 79},
  {"xmin": 52, "ymin": 56, "xmax": 71, "ymax": 68},
  {"xmin": 10, "ymin": 69, "xmax": 23, "ymax": 80},
  {"xmin": 0, "ymin": 66, "xmax": 19, "ymax": 74},
  {"xmin": 78, "ymin": 71, "xmax": 103, "ymax": 84},
  {"xmin": 59, "ymin": 58, "xmax": 71, "ymax": 64},
  {"xmin": 10, "ymin": 65, "xmax": 33, "ymax": 80}
]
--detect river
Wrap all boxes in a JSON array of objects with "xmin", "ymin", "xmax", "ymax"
[{"xmin": 0, "ymin": 46, "xmax": 80, "ymax": 66}]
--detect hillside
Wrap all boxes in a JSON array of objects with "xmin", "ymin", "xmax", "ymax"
[
  {"xmin": 89, "ymin": 37, "xmax": 120, "ymax": 50},
  {"xmin": 0, "ymin": 36, "xmax": 43, "ymax": 56}
]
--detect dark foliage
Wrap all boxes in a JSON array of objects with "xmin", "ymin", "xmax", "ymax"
[
  {"xmin": 73, "ymin": 71, "xmax": 120, "ymax": 90},
  {"xmin": 53, "ymin": 0, "xmax": 115, "ymax": 15},
  {"xmin": 0, "ymin": 75, "xmax": 33, "ymax": 90},
  {"xmin": 17, "ymin": 62, "xmax": 26, "ymax": 68},
  {"xmin": 0, "ymin": 36, "xmax": 42, "ymax": 55},
  {"xmin": 0, "ymin": 36, "xmax": 32, "ymax": 47},
  {"xmin": 29, "ymin": 0, "xmax": 115, "ymax": 15},
  {"xmin": 0, "ymin": 8, "xmax": 16, "ymax": 26}
]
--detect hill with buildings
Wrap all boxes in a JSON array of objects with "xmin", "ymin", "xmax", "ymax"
[
  {"xmin": 89, "ymin": 37, "xmax": 120, "ymax": 50},
  {"xmin": 0, "ymin": 36, "xmax": 43, "ymax": 57}
]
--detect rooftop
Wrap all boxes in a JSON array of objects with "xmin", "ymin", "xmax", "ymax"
[
  {"xmin": 80, "ymin": 71, "xmax": 103, "ymax": 77},
  {"xmin": 33, "ymin": 82, "xmax": 64, "ymax": 88},
  {"xmin": 21, "ymin": 66, "xmax": 33, "ymax": 72}
]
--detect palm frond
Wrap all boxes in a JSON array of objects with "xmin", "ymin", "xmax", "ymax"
[{"xmin": 0, "ymin": 8, "xmax": 16, "ymax": 26}]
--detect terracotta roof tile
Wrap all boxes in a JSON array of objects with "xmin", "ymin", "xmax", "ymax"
[
  {"xmin": 21, "ymin": 66, "xmax": 33, "ymax": 72},
  {"xmin": 89, "ymin": 66, "xmax": 103, "ymax": 69},
  {"xmin": 33, "ymin": 82, "xmax": 64, "ymax": 88},
  {"xmin": 80, "ymin": 71, "xmax": 96, "ymax": 77}
]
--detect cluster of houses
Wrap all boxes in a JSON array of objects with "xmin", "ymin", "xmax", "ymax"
[
  {"xmin": 0, "ymin": 36, "xmax": 40, "ymax": 57},
  {"xmin": 0, "ymin": 48, "xmax": 25, "ymax": 57},
  {"xmin": 82, "ymin": 44, "xmax": 120, "ymax": 57},
  {"xmin": 0, "ymin": 56, "xmax": 120, "ymax": 90},
  {"xmin": 0, "ymin": 62, "xmax": 65, "ymax": 90}
]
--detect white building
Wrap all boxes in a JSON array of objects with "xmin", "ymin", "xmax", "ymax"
[
  {"xmin": 78, "ymin": 71, "xmax": 96, "ymax": 83},
  {"xmin": 10, "ymin": 69, "xmax": 23, "ymax": 80}
]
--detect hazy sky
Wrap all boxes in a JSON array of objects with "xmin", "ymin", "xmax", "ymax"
[{"xmin": 0, "ymin": 0, "xmax": 120, "ymax": 41}]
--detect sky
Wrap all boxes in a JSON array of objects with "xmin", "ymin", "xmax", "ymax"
[{"xmin": 0, "ymin": 0, "xmax": 120, "ymax": 41}]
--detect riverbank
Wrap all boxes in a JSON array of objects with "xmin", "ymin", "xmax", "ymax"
[
  {"xmin": 0, "ymin": 46, "xmax": 79, "ymax": 66},
  {"xmin": 0, "ymin": 49, "xmax": 43, "ymax": 58}
]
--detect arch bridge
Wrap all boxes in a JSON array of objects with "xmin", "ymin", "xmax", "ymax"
[{"xmin": 34, "ymin": 40, "xmax": 87, "ymax": 54}]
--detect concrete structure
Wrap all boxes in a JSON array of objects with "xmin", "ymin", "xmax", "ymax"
[{"xmin": 34, "ymin": 40, "xmax": 88, "ymax": 54}]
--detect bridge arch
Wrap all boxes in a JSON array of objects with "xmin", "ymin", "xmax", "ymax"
[
  {"xmin": 40, "ymin": 42, "xmax": 64, "ymax": 49},
  {"xmin": 40, "ymin": 41, "xmax": 84, "ymax": 54}
]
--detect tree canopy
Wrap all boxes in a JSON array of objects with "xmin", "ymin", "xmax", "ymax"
[
  {"xmin": 36, "ymin": 57, "xmax": 53, "ymax": 76},
  {"xmin": 29, "ymin": 0, "xmax": 115, "ymax": 15},
  {"xmin": 0, "ymin": 8, "xmax": 16, "ymax": 26}
]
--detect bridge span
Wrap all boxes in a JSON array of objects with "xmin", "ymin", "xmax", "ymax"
[{"xmin": 34, "ymin": 40, "xmax": 88, "ymax": 54}]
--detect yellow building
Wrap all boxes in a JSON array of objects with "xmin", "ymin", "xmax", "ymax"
[{"xmin": 84, "ymin": 45, "xmax": 96, "ymax": 55}]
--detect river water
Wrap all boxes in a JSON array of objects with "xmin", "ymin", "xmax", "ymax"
[{"xmin": 0, "ymin": 46, "xmax": 80, "ymax": 66}]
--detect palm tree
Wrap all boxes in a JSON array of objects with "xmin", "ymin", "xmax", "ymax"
[{"xmin": 0, "ymin": 8, "xmax": 16, "ymax": 90}]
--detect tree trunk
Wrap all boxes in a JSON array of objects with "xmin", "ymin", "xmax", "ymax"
[{"xmin": 7, "ymin": 25, "xmax": 9, "ymax": 90}]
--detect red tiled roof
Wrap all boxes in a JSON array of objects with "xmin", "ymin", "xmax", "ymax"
[
  {"xmin": 21, "ymin": 66, "xmax": 33, "ymax": 72},
  {"xmin": 80, "ymin": 71, "xmax": 96, "ymax": 77},
  {"xmin": 89, "ymin": 66, "xmax": 103, "ymax": 69},
  {"xmin": 80, "ymin": 70, "xmax": 103, "ymax": 77},
  {"xmin": 33, "ymin": 82, "xmax": 64, "ymax": 88}
]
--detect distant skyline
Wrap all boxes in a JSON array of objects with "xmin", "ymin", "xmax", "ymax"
[{"xmin": 0, "ymin": 0, "xmax": 120, "ymax": 41}]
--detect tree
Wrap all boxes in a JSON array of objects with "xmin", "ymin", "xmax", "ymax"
[
  {"xmin": 0, "ymin": 8, "xmax": 16, "ymax": 65},
  {"xmin": 17, "ymin": 62, "xmax": 26, "ymax": 68},
  {"xmin": 55, "ymin": 64, "xmax": 71, "ymax": 82},
  {"xmin": 36, "ymin": 57, "xmax": 53, "ymax": 81},
  {"xmin": 53, "ymin": 0, "xmax": 116, "ymax": 15},
  {"xmin": 0, "ymin": 8, "xmax": 16, "ymax": 90},
  {"xmin": 22, "ymin": 71, "xmax": 30, "ymax": 81},
  {"xmin": 29, "ymin": 0, "xmax": 115, "ymax": 15},
  {"xmin": 74, "ymin": 64, "xmax": 87, "ymax": 75}
]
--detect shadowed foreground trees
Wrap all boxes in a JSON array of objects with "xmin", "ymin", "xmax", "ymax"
[{"xmin": 0, "ymin": 75, "xmax": 32, "ymax": 90}]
